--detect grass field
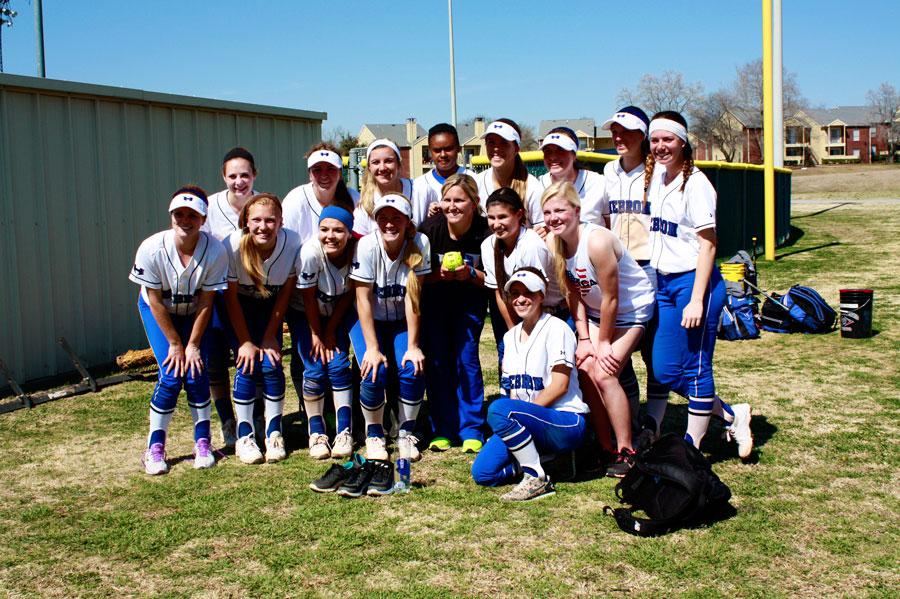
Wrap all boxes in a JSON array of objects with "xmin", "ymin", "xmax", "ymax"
[
  {"xmin": 1, "ymin": 200, "xmax": 898, "ymax": 597},
  {"xmin": 791, "ymin": 163, "xmax": 900, "ymax": 200}
]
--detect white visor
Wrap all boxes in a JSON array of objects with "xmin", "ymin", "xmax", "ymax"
[
  {"xmin": 482, "ymin": 121, "xmax": 521, "ymax": 144},
  {"xmin": 601, "ymin": 112, "xmax": 648, "ymax": 135},
  {"xmin": 168, "ymin": 193, "xmax": 207, "ymax": 216},
  {"xmin": 648, "ymin": 118, "xmax": 688, "ymax": 142},
  {"xmin": 373, "ymin": 193, "xmax": 412, "ymax": 218},
  {"xmin": 540, "ymin": 133, "xmax": 578, "ymax": 153},
  {"xmin": 307, "ymin": 150, "xmax": 343, "ymax": 170},
  {"xmin": 504, "ymin": 269, "xmax": 546, "ymax": 295},
  {"xmin": 366, "ymin": 138, "xmax": 402, "ymax": 162}
]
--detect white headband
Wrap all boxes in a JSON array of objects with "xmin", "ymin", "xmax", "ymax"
[
  {"xmin": 366, "ymin": 138, "xmax": 402, "ymax": 162},
  {"xmin": 482, "ymin": 121, "xmax": 521, "ymax": 144},
  {"xmin": 168, "ymin": 193, "xmax": 207, "ymax": 216},
  {"xmin": 540, "ymin": 133, "xmax": 578, "ymax": 153},
  {"xmin": 601, "ymin": 112, "xmax": 649, "ymax": 135},
  {"xmin": 648, "ymin": 118, "xmax": 688, "ymax": 142},
  {"xmin": 504, "ymin": 269, "xmax": 546, "ymax": 295},
  {"xmin": 373, "ymin": 193, "xmax": 412, "ymax": 218},
  {"xmin": 307, "ymin": 150, "xmax": 343, "ymax": 170}
]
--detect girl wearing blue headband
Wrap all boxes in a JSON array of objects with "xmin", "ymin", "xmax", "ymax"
[{"xmin": 288, "ymin": 205, "xmax": 359, "ymax": 461}]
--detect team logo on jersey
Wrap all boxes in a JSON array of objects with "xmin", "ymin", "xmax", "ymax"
[
  {"xmin": 501, "ymin": 374, "xmax": 545, "ymax": 392},
  {"xmin": 132, "ymin": 264, "xmax": 145, "ymax": 275},
  {"xmin": 300, "ymin": 271, "xmax": 315, "ymax": 281},
  {"xmin": 374, "ymin": 283, "xmax": 406, "ymax": 299},
  {"xmin": 650, "ymin": 217, "xmax": 678, "ymax": 237},
  {"xmin": 609, "ymin": 199, "xmax": 651, "ymax": 215},
  {"xmin": 351, "ymin": 261, "xmax": 360, "ymax": 271},
  {"xmin": 566, "ymin": 268, "xmax": 597, "ymax": 297}
]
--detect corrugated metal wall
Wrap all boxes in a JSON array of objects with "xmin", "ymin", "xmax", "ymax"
[{"xmin": 0, "ymin": 74, "xmax": 325, "ymax": 389}]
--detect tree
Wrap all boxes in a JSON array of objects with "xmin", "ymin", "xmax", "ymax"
[
  {"xmin": 730, "ymin": 58, "xmax": 807, "ymax": 124},
  {"xmin": 691, "ymin": 91, "xmax": 744, "ymax": 162},
  {"xmin": 519, "ymin": 122, "xmax": 538, "ymax": 150},
  {"xmin": 616, "ymin": 71, "xmax": 705, "ymax": 115},
  {"xmin": 323, "ymin": 126, "xmax": 361, "ymax": 155},
  {"xmin": 866, "ymin": 82, "xmax": 900, "ymax": 162}
]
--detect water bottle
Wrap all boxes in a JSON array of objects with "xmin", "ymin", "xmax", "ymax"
[{"xmin": 394, "ymin": 439, "xmax": 411, "ymax": 493}]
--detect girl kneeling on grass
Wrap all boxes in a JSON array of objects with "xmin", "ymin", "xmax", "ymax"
[
  {"xmin": 542, "ymin": 181, "xmax": 656, "ymax": 477},
  {"xmin": 131, "ymin": 186, "xmax": 229, "ymax": 474},
  {"xmin": 224, "ymin": 193, "xmax": 301, "ymax": 464},
  {"xmin": 471, "ymin": 267, "xmax": 589, "ymax": 501},
  {"xmin": 349, "ymin": 193, "xmax": 431, "ymax": 462},
  {"xmin": 645, "ymin": 111, "xmax": 752, "ymax": 457},
  {"xmin": 289, "ymin": 205, "xmax": 359, "ymax": 460}
]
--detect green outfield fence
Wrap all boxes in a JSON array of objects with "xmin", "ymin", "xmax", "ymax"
[
  {"xmin": 0, "ymin": 73, "xmax": 325, "ymax": 392},
  {"xmin": 471, "ymin": 151, "xmax": 791, "ymax": 259}
]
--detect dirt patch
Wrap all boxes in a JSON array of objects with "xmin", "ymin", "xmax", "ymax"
[{"xmin": 791, "ymin": 164, "xmax": 900, "ymax": 199}]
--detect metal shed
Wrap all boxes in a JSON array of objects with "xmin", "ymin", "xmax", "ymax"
[{"xmin": 0, "ymin": 73, "xmax": 326, "ymax": 390}]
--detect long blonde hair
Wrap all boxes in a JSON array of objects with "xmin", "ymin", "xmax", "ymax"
[
  {"xmin": 238, "ymin": 193, "xmax": 283, "ymax": 298},
  {"xmin": 540, "ymin": 181, "xmax": 581, "ymax": 301},
  {"xmin": 360, "ymin": 141, "xmax": 402, "ymax": 217},
  {"xmin": 398, "ymin": 219, "xmax": 424, "ymax": 314}
]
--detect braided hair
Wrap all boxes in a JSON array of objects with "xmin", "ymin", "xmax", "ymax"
[{"xmin": 645, "ymin": 111, "xmax": 694, "ymax": 199}]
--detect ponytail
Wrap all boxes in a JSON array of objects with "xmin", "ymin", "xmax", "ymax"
[
  {"xmin": 238, "ymin": 193, "xmax": 282, "ymax": 298},
  {"xmin": 400, "ymin": 221, "xmax": 424, "ymax": 314}
]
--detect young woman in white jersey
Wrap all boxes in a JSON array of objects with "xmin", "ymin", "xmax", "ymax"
[
  {"xmin": 476, "ymin": 119, "xmax": 545, "ymax": 227},
  {"xmin": 202, "ymin": 147, "xmax": 260, "ymax": 448},
  {"xmin": 599, "ymin": 106, "xmax": 671, "ymax": 441},
  {"xmin": 130, "ymin": 186, "xmax": 229, "ymax": 474},
  {"xmin": 349, "ymin": 194, "xmax": 431, "ymax": 462},
  {"xmin": 538, "ymin": 127, "xmax": 605, "ymax": 224},
  {"xmin": 542, "ymin": 181, "xmax": 655, "ymax": 476},
  {"xmin": 223, "ymin": 193, "xmax": 301, "ymax": 465},
  {"xmin": 471, "ymin": 267, "xmax": 589, "ymax": 501},
  {"xmin": 479, "ymin": 187, "xmax": 565, "ymax": 364},
  {"xmin": 645, "ymin": 111, "xmax": 753, "ymax": 458},
  {"xmin": 354, "ymin": 139, "xmax": 415, "ymax": 235}
]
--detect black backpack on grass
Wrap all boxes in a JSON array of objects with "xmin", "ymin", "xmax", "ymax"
[{"xmin": 606, "ymin": 434, "xmax": 732, "ymax": 537}]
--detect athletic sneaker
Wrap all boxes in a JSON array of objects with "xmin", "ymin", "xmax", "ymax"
[
  {"xmin": 428, "ymin": 437, "xmax": 451, "ymax": 452},
  {"xmin": 398, "ymin": 434, "xmax": 421, "ymax": 462},
  {"xmin": 265, "ymin": 431, "xmax": 287, "ymax": 463},
  {"xmin": 725, "ymin": 403, "xmax": 754, "ymax": 459},
  {"xmin": 365, "ymin": 436, "xmax": 388, "ymax": 461},
  {"xmin": 310, "ymin": 454, "xmax": 365, "ymax": 493},
  {"xmin": 605, "ymin": 448, "xmax": 636, "ymax": 478},
  {"xmin": 142, "ymin": 442, "xmax": 168, "ymax": 475},
  {"xmin": 500, "ymin": 473, "xmax": 556, "ymax": 502},
  {"xmin": 193, "ymin": 438, "xmax": 216, "ymax": 469},
  {"xmin": 331, "ymin": 430, "xmax": 354, "ymax": 460},
  {"xmin": 365, "ymin": 460, "xmax": 395, "ymax": 496},
  {"xmin": 462, "ymin": 439, "xmax": 483, "ymax": 454},
  {"xmin": 308, "ymin": 433, "xmax": 331, "ymax": 460},
  {"xmin": 221, "ymin": 418, "xmax": 237, "ymax": 449},
  {"xmin": 236, "ymin": 435, "xmax": 264, "ymax": 465},
  {"xmin": 336, "ymin": 461, "xmax": 377, "ymax": 498}
]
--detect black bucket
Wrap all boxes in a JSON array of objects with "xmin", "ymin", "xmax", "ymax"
[{"xmin": 839, "ymin": 289, "xmax": 874, "ymax": 338}]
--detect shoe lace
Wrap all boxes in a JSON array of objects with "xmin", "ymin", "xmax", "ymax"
[{"xmin": 196, "ymin": 439, "xmax": 211, "ymax": 458}]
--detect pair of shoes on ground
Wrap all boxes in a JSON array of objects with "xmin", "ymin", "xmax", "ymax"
[
  {"xmin": 308, "ymin": 430, "xmax": 354, "ymax": 461},
  {"xmin": 142, "ymin": 438, "xmax": 217, "ymax": 475},
  {"xmin": 724, "ymin": 403, "xmax": 754, "ymax": 459},
  {"xmin": 236, "ymin": 431, "xmax": 286, "ymax": 464},
  {"xmin": 366, "ymin": 435, "xmax": 421, "ymax": 462},
  {"xmin": 309, "ymin": 454, "xmax": 395, "ymax": 497},
  {"xmin": 428, "ymin": 437, "xmax": 483, "ymax": 454},
  {"xmin": 501, "ymin": 473, "xmax": 556, "ymax": 501}
]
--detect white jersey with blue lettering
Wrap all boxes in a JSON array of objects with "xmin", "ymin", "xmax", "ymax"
[
  {"xmin": 565, "ymin": 223, "xmax": 655, "ymax": 322},
  {"xmin": 224, "ymin": 228, "xmax": 302, "ymax": 298},
  {"xmin": 480, "ymin": 227, "xmax": 564, "ymax": 309},
  {"xmin": 476, "ymin": 168, "xmax": 545, "ymax": 226},
  {"xmin": 282, "ymin": 183, "xmax": 361, "ymax": 245},
  {"xmin": 201, "ymin": 190, "xmax": 258, "ymax": 242},
  {"xmin": 601, "ymin": 159, "xmax": 652, "ymax": 261},
  {"xmin": 352, "ymin": 178, "xmax": 414, "ymax": 237},
  {"xmin": 647, "ymin": 167, "xmax": 716, "ymax": 274},
  {"xmin": 293, "ymin": 240, "xmax": 352, "ymax": 316},
  {"xmin": 539, "ymin": 169, "xmax": 606, "ymax": 225},
  {"xmin": 501, "ymin": 313, "xmax": 588, "ymax": 413},
  {"xmin": 130, "ymin": 230, "xmax": 228, "ymax": 316},
  {"xmin": 411, "ymin": 166, "xmax": 477, "ymax": 226},
  {"xmin": 349, "ymin": 230, "xmax": 432, "ymax": 322}
]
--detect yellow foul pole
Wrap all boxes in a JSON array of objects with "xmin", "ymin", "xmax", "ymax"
[{"xmin": 762, "ymin": 0, "xmax": 776, "ymax": 259}]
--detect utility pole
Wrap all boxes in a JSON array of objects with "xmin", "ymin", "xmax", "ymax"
[
  {"xmin": 762, "ymin": 0, "xmax": 775, "ymax": 260},
  {"xmin": 448, "ymin": 0, "xmax": 457, "ymax": 128},
  {"xmin": 35, "ymin": 0, "xmax": 45, "ymax": 76}
]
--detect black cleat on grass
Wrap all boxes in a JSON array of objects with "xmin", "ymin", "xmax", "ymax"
[
  {"xmin": 336, "ymin": 460, "xmax": 377, "ymax": 498},
  {"xmin": 310, "ymin": 454, "xmax": 365, "ymax": 493}
]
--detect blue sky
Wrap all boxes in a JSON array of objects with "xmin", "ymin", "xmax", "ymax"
[{"xmin": 2, "ymin": 1, "xmax": 898, "ymax": 136}]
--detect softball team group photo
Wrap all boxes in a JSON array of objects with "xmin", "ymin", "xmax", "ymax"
[{"xmin": 130, "ymin": 108, "xmax": 754, "ymax": 502}]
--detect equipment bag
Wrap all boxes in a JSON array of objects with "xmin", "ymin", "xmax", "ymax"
[
  {"xmin": 606, "ymin": 434, "xmax": 732, "ymax": 537},
  {"xmin": 719, "ymin": 295, "xmax": 760, "ymax": 340},
  {"xmin": 760, "ymin": 285, "xmax": 836, "ymax": 334},
  {"xmin": 723, "ymin": 250, "xmax": 758, "ymax": 298}
]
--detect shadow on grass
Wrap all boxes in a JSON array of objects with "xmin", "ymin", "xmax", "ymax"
[
  {"xmin": 777, "ymin": 241, "xmax": 842, "ymax": 260},
  {"xmin": 792, "ymin": 202, "xmax": 858, "ymax": 219}
]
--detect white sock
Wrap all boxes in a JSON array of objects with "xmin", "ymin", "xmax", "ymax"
[
  {"xmin": 265, "ymin": 393, "xmax": 284, "ymax": 438},
  {"xmin": 711, "ymin": 395, "xmax": 735, "ymax": 424},
  {"xmin": 398, "ymin": 397, "xmax": 422, "ymax": 432},
  {"xmin": 188, "ymin": 401, "xmax": 211, "ymax": 431},
  {"xmin": 334, "ymin": 388, "xmax": 353, "ymax": 434},
  {"xmin": 686, "ymin": 396, "xmax": 715, "ymax": 448},
  {"xmin": 147, "ymin": 408, "xmax": 174, "ymax": 445},
  {"xmin": 235, "ymin": 400, "xmax": 255, "ymax": 437},
  {"xmin": 512, "ymin": 439, "xmax": 545, "ymax": 479}
]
